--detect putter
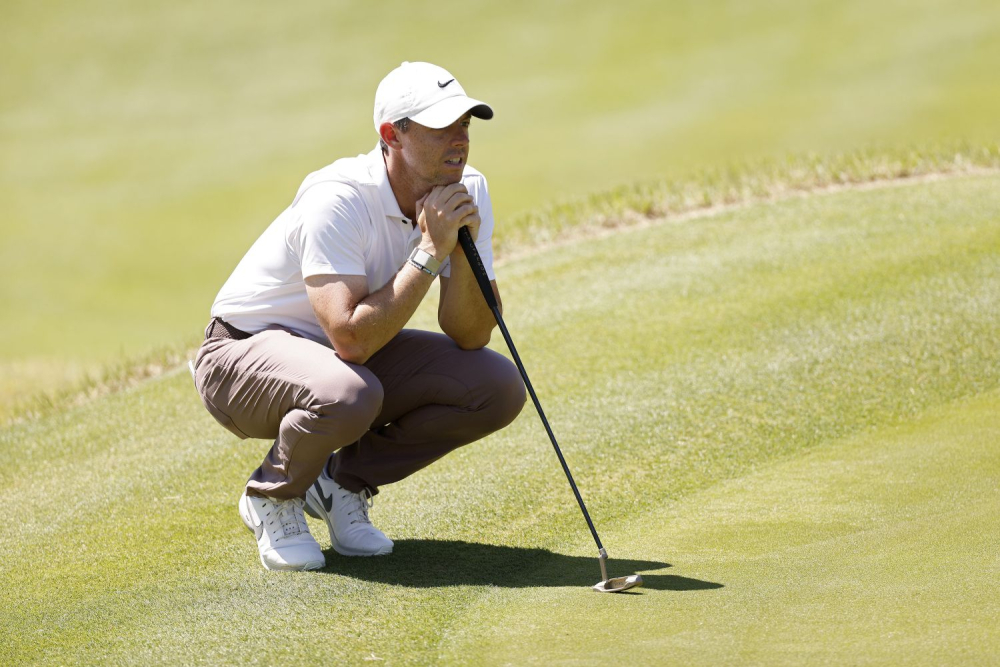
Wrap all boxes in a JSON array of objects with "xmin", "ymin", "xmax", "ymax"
[{"xmin": 458, "ymin": 227, "xmax": 643, "ymax": 593}]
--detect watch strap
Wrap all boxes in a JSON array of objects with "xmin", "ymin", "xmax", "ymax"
[{"xmin": 408, "ymin": 247, "xmax": 443, "ymax": 276}]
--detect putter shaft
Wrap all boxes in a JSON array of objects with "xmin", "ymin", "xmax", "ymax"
[{"xmin": 458, "ymin": 228, "xmax": 605, "ymax": 555}]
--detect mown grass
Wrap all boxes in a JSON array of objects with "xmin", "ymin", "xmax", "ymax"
[
  {"xmin": 3, "ymin": 0, "xmax": 1000, "ymax": 402},
  {"xmin": 1, "ymin": 173, "xmax": 997, "ymax": 665},
  {"xmin": 452, "ymin": 391, "xmax": 1000, "ymax": 665}
]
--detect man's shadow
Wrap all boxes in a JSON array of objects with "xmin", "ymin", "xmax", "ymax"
[{"xmin": 319, "ymin": 539, "xmax": 722, "ymax": 591}]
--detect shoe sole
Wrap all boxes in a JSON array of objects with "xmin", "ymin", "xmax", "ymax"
[
  {"xmin": 258, "ymin": 554, "xmax": 326, "ymax": 572},
  {"xmin": 305, "ymin": 487, "xmax": 393, "ymax": 557},
  {"xmin": 330, "ymin": 541, "xmax": 393, "ymax": 557}
]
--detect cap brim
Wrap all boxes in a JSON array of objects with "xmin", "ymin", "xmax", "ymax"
[{"xmin": 409, "ymin": 96, "xmax": 494, "ymax": 129}]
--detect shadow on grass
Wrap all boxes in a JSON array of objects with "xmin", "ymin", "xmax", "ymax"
[{"xmin": 320, "ymin": 539, "xmax": 723, "ymax": 591}]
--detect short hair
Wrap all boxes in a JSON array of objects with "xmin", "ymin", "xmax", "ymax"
[{"xmin": 379, "ymin": 117, "xmax": 411, "ymax": 153}]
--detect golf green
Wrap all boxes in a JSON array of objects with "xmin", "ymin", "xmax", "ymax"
[{"xmin": 448, "ymin": 390, "xmax": 1000, "ymax": 664}]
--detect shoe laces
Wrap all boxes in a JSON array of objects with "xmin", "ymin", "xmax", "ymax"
[
  {"xmin": 342, "ymin": 488, "xmax": 375, "ymax": 525},
  {"xmin": 267, "ymin": 497, "xmax": 309, "ymax": 539}
]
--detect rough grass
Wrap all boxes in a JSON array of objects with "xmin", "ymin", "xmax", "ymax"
[
  {"xmin": 497, "ymin": 143, "xmax": 1000, "ymax": 256},
  {"xmin": 0, "ymin": 342, "xmax": 196, "ymax": 428},
  {"xmin": 2, "ymin": 173, "xmax": 997, "ymax": 665}
]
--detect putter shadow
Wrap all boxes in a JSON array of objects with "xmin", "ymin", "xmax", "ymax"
[{"xmin": 317, "ymin": 539, "xmax": 723, "ymax": 591}]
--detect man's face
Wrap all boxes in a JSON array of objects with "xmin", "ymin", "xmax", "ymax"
[{"xmin": 396, "ymin": 113, "xmax": 472, "ymax": 188}]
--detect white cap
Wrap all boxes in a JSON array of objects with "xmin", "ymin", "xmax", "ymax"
[{"xmin": 373, "ymin": 61, "xmax": 493, "ymax": 132}]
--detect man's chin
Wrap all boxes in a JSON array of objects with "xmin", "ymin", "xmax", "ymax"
[{"xmin": 415, "ymin": 174, "xmax": 465, "ymax": 199}]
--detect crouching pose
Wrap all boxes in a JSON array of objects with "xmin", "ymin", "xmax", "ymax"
[{"xmin": 193, "ymin": 61, "xmax": 525, "ymax": 571}]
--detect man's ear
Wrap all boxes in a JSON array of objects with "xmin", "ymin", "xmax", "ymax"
[{"xmin": 379, "ymin": 122, "xmax": 402, "ymax": 150}]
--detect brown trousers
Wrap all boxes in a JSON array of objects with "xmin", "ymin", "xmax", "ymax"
[{"xmin": 194, "ymin": 327, "xmax": 526, "ymax": 500}]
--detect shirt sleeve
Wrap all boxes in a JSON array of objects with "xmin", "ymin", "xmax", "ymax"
[
  {"xmin": 441, "ymin": 172, "xmax": 496, "ymax": 280},
  {"xmin": 290, "ymin": 182, "xmax": 370, "ymax": 279}
]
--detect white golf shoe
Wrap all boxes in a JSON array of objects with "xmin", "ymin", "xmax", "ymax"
[
  {"xmin": 239, "ymin": 491, "xmax": 326, "ymax": 571},
  {"xmin": 305, "ymin": 469, "xmax": 393, "ymax": 556}
]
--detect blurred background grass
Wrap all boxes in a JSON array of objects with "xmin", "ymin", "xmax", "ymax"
[{"xmin": 2, "ymin": 0, "xmax": 999, "ymax": 405}]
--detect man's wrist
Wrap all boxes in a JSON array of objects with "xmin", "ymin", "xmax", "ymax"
[
  {"xmin": 418, "ymin": 240, "xmax": 451, "ymax": 263},
  {"xmin": 408, "ymin": 247, "xmax": 443, "ymax": 276}
]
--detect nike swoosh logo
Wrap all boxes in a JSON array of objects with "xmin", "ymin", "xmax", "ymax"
[
  {"xmin": 244, "ymin": 498, "xmax": 265, "ymax": 540},
  {"xmin": 438, "ymin": 79, "xmax": 455, "ymax": 88},
  {"xmin": 315, "ymin": 481, "xmax": 334, "ymax": 513}
]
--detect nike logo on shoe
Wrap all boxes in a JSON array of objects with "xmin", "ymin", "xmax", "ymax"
[
  {"xmin": 437, "ymin": 79, "xmax": 455, "ymax": 88},
  {"xmin": 314, "ymin": 481, "xmax": 335, "ymax": 514},
  {"xmin": 243, "ymin": 496, "xmax": 266, "ymax": 541}
]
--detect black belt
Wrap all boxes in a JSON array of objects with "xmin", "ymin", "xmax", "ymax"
[{"xmin": 206, "ymin": 317, "xmax": 253, "ymax": 341}]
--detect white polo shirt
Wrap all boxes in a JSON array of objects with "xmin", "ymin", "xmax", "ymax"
[{"xmin": 211, "ymin": 146, "xmax": 496, "ymax": 346}]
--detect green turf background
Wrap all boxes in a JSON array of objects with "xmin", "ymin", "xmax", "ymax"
[
  {"xmin": 2, "ymin": 0, "xmax": 1000, "ymax": 403},
  {"xmin": 3, "ymin": 2, "xmax": 999, "ymax": 661},
  {"xmin": 2, "ymin": 174, "xmax": 997, "ymax": 665}
]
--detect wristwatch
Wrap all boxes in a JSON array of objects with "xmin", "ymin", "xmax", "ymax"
[{"xmin": 407, "ymin": 247, "xmax": 443, "ymax": 276}]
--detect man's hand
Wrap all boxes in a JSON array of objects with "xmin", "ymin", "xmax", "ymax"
[{"xmin": 416, "ymin": 183, "xmax": 481, "ymax": 261}]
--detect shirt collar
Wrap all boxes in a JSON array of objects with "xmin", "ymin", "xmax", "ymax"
[{"xmin": 368, "ymin": 146, "xmax": 408, "ymax": 222}]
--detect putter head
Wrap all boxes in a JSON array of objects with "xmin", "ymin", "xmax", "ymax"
[{"xmin": 592, "ymin": 574, "xmax": 643, "ymax": 593}]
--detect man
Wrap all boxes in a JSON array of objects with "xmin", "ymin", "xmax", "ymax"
[{"xmin": 193, "ymin": 62, "xmax": 526, "ymax": 571}]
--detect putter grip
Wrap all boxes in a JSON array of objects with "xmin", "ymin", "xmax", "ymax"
[{"xmin": 458, "ymin": 226, "xmax": 498, "ymax": 310}]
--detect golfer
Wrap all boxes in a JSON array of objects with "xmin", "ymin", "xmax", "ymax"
[{"xmin": 193, "ymin": 62, "xmax": 526, "ymax": 571}]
